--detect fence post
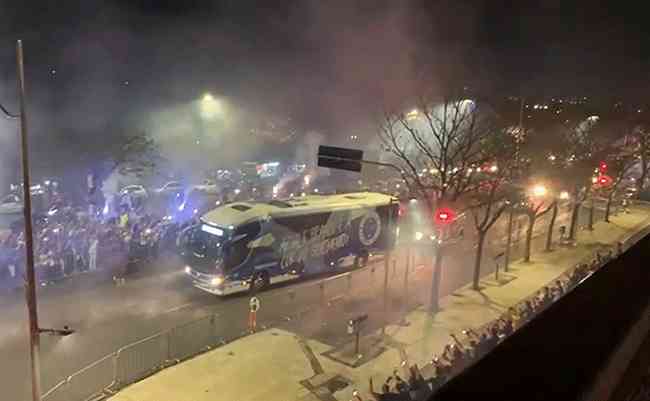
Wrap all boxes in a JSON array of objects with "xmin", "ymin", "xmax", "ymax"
[
  {"xmin": 319, "ymin": 282, "xmax": 325, "ymax": 306},
  {"xmin": 347, "ymin": 273, "xmax": 352, "ymax": 295},
  {"xmin": 112, "ymin": 351, "xmax": 119, "ymax": 390},
  {"xmin": 210, "ymin": 313, "xmax": 217, "ymax": 346},
  {"xmin": 166, "ymin": 329, "xmax": 172, "ymax": 363}
]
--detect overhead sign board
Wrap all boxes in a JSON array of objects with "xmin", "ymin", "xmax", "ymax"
[{"xmin": 317, "ymin": 145, "xmax": 363, "ymax": 172}]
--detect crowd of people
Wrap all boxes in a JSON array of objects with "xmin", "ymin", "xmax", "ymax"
[
  {"xmin": 0, "ymin": 197, "xmax": 189, "ymax": 288},
  {"xmin": 358, "ymin": 244, "xmax": 623, "ymax": 401}
]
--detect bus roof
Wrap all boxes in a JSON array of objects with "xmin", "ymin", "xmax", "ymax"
[{"xmin": 200, "ymin": 192, "xmax": 397, "ymax": 228}]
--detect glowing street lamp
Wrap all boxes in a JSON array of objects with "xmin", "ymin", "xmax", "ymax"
[
  {"xmin": 531, "ymin": 184, "xmax": 547, "ymax": 197},
  {"xmin": 200, "ymin": 92, "xmax": 222, "ymax": 120},
  {"xmin": 406, "ymin": 109, "xmax": 419, "ymax": 120}
]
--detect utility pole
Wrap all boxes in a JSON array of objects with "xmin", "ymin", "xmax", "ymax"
[
  {"xmin": 382, "ymin": 198, "xmax": 393, "ymax": 335},
  {"xmin": 17, "ymin": 40, "xmax": 42, "ymax": 401},
  {"xmin": 516, "ymin": 97, "xmax": 525, "ymax": 178},
  {"xmin": 504, "ymin": 206, "xmax": 514, "ymax": 272}
]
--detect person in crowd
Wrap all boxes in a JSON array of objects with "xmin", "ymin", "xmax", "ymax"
[
  {"xmin": 368, "ymin": 376, "xmax": 403, "ymax": 401},
  {"xmin": 391, "ymin": 370, "xmax": 409, "ymax": 396},
  {"xmin": 449, "ymin": 334, "xmax": 472, "ymax": 364},
  {"xmin": 497, "ymin": 317, "xmax": 514, "ymax": 337},
  {"xmin": 537, "ymin": 286, "xmax": 552, "ymax": 309},
  {"xmin": 62, "ymin": 235, "xmax": 74, "ymax": 275},
  {"xmin": 429, "ymin": 357, "xmax": 450, "ymax": 392},
  {"xmin": 88, "ymin": 231, "xmax": 98, "ymax": 271},
  {"xmin": 551, "ymin": 279, "xmax": 565, "ymax": 300},
  {"xmin": 407, "ymin": 364, "xmax": 430, "ymax": 401},
  {"xmin": 119, "ymin": 206, "xmax": 129, "ymax": 229}
]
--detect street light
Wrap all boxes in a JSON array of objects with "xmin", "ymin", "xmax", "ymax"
[
  {"xmin": 531, "ymin": 184, "xmax": 547, "ymax": 197},
  {"xmin": 200, "ymin": 92, "xmax": 222, "ymax": 120}
]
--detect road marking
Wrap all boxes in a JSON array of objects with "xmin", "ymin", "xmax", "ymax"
[{"xmin": 161, "ymin": 302, "xmax": 194, "ymax": 314}]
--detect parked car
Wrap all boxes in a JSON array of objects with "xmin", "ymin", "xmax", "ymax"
[
  {"xmin": 119, "ymin": 185, "xmax": 148, "ymax": 199},
  {"xmin": 154, "ymin": 181, "xmax": 184, "ymax": 196},
  {"xmin": 193, "ymin": 179, "xmax": 220, "ymax": 195},
  {"xmin": 0, "ymin": 194, "xmax": 22, "ymax": 214}
]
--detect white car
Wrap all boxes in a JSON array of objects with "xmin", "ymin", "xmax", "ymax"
[
  {"xmin": 0, "ymin": 194, "xmax": 22, "ymax": 214},
  {"xmin": 193, "ymin": 179, "xmax": 220, "ymax": 194},
  {"xmin": 119, "ymin": 185, "xmax": 148, "ymax": 199},
  {"xmin": 154, "ymin": 181, "xmax": 184, "ymax": 195}
]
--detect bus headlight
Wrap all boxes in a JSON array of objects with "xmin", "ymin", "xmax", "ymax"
[{"xmin": 211, "ymin": 276, "xmax": 224, "ymax": 286}]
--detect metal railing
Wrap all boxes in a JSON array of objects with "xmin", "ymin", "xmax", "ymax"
[{"xmin": 40, "ymin": 253, "xmax": 402, "ymax": 401}]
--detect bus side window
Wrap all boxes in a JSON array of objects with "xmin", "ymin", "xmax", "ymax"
[{"xmin": 234, "ymin": 221, "xmax": 261, "ymax": 239}]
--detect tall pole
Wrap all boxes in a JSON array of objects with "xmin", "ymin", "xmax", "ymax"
[
  {"xmin": 17, "ymin": 40, "xmax": 42, "ymax": 401},
  {"xmin": 403, "ymin": 244, "xmax": 411, "ymax": 301},
  {"xmin": 516, "ymin": 97, "xmax": 525, "ymax": 178},
  {"xmin": 430, "ymin": 240, "xmax": 443, "ymax": 312},
  {"xmin": 504, "ymin": 207, "xmax": 514, "ymax": 272},
  {"xmin": 382, "ymin": 199, "xmax": 393, "ymax": 335}
]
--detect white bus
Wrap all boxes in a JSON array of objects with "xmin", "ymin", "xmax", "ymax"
[{"xmin": 179, "ymin": 192, "xmax": 398, "ymax": 295}]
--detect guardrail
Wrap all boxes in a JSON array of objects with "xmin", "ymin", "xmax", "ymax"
[
  {"xmin": 41, "ymin": 254, "xmax": 392, "ymax": 401},
  {"xmin": 39, "ymin": 204, "xmax": 640, "ymax": 401}
]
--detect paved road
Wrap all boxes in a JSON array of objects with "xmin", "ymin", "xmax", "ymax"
[{"xmin": 0, "ymin": 205, "xmax": 606, "ymax": 401}]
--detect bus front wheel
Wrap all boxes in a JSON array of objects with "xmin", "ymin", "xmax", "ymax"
[{"xmin": 249, "ymin": 271, "xmax": 269, "ymax": 293}]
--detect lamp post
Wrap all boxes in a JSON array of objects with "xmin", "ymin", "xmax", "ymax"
[
  {"xmin": 16, "ymin": 39, "xmax": 43, "ymax": 401},
  {"xmin": 14, "ymin": 40, "xmax": 75, "ymax": 401}
]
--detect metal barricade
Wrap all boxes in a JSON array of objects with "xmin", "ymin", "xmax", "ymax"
[
  {"xmin": 66, "ymin": 353, "xmax": 116, "ymax": 401},
  {"xmin": 41, "ymin": 379, "xmax": 68, "ymax": 401},
  {"xmin": 169, "ymin": 315, "xmax": 216, "ymax": 361},
  {"xmin": 115, "ymin": 332, "xmax": 168, "ymax": 386},
  {"xmin": 41, "ymin": 353, "xmax": 116, "ymax": 401}
]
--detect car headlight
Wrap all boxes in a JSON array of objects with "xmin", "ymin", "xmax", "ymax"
[
  {"xmin": 184, "ymin": 266, "xmax": 191, "ymax": 274},
  {"xmin": 211, "ymin": 276, "xmax": 224, "ymax": 286}
]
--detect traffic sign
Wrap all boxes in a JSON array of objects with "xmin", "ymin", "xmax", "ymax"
[
  {"xmin": 249, "ymin": 296, "xmax": 260, "ymax": 312},
  {"xmin": 317, "ymin": 145, "xmax": 363, "ymax": 172}
]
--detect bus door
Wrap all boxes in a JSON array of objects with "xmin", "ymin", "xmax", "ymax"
[{"xmin": 224, "ymin": 221, "xmax": 264, "ymax": 281}]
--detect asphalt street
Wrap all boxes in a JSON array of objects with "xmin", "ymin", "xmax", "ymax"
[{"xmin": 0, "ymin": 205, "xmax": 604, "ymax": 401}]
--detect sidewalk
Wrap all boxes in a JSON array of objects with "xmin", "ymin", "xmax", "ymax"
[{"xmin": 109, "ymin": 207, "xmax": 650, "ymax": 401}]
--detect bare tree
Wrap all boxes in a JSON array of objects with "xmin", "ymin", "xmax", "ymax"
[
  {"xmin": 520, "ymin": 193, "xmax": 555, "ymax": 263},
  {"xmin": 556, "ymin": 117, "xmax": 603, "ymax": 240},
  {"xmin": 378, "ymin": 95, "xmax": 503, "ymax": 309},
  {"xmin": 378, "ymin": 97, "xmax": 501, "ymax": 208},
  {"xmin": 466, "ymin": 131, "xmax": 517, "ymax": 289},
  {"xmin": 634, "ymin": 127, "xmax": 650, "ymax": 195},
  {"xmin": 600, "ymin": 150, "xmax": 637, "ymax": 222},
  {"xmin": 104, "ymin": 131, "xmax": 164, "ymax": 179}
]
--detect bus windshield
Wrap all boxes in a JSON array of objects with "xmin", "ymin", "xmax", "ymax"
[{"xmin": 183, "ymin": 223, "xmax": 226, "ymax": 260}]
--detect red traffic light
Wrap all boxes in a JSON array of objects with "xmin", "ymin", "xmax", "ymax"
[
  {"xmin": 435, "ymin": 207, "xmax": 456, "ymax": 225},
  {"xmin": 599, "ymin": 161, "xmax": 608, "ymax": 173},
  {"xmin": 596, "ymin": 174, "xmax": 613, "ymax": 187}
]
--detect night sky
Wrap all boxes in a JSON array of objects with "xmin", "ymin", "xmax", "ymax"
[
  {"xmin": 0, "ymin": 0, "xmax": 649, "ymax": 177},
  {"xmin": 1, "ymin": 1, "xmax": 649, "ymax": 124}
]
